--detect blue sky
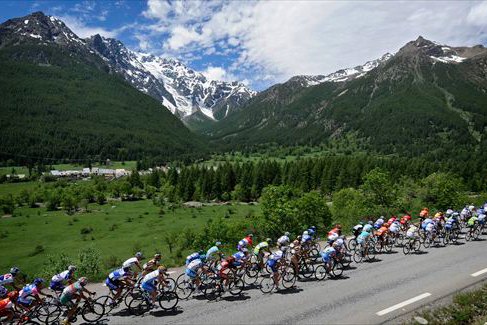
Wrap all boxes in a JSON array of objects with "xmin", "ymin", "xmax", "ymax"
[{"xmin": 2, "ymin": 1, "xmax": 487, "ymax": 91}]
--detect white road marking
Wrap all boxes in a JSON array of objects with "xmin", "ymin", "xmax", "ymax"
[
  {"xmin": 471, "ymin": 267, "xmax": 487, "ymax": 277},
  {"xmin": 376, "ymin": 293, "xmax": 432, "ymax": 316}
]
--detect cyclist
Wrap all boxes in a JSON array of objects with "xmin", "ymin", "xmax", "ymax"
[
  {"xmin": 0, "ymin": 290, "xmax": 27, "ymax": 322},
  {"xmin": 374, "ymin": 217, "xmax": 385, "ymax": 229},
  {"xmin": 141, "ymin": 253, "xmax": 162, "ymax": 277},
  {"xmin": 290, "ymin": 239, "xmax": 302, "ymax": 275},
  {"xmin": 321, "ymin": 246, "xmax": 336, "ymax": 272},
  {"xmin": 17, "ymin": 278, "xmax": 50, "ymax": 310},
  {"xmin": 0, "ymin": 267, "xmax": 23, "ymax": 297},
  {"xmin": 140, "ymin": 266, "xmax": 166, "ymax": 308},
  {"xmin": 467, "ymin": 214, "xmax": 479, "ymax": 229},
  {"xmin": 389, "ymin": 220, "xmax": 400, "ymax": 237},
  {"xmin": 185, "ymin": 256, "xmax": 206, "ymax": 291},
  {"xmin": 363, "ymin": 222, "xmax": 374, "ymax": 234},
  {"xmin": 353, "ymin": 222, "xmax": 364, "ymax": 238},
  {"xmin": 105, "ymin": 266, "xmax": 133, "ymax": 303},
  {"xmin": 277, "ymin": 232, "xmax": 291, "ymax": 249},
  {"xmin": 478, "ymin": 208, "xmax": 486, "ymax": 226},
  {"xmin": 206, "ymin": 242, "xmax": 223, "ymax": 263},
  {"xmin": 406, "ymin": 223, "xmax": 419, "ymax": 239},
  {"xmin": 328, "ymin": 224, "xmax": 342, "ymax": 237},
  {"xmin": 50, "ymin": 265, "xmax": 77, "ymax": 293},
  {"xmin": 332, "ymin": 237, "xmax": 346, "ymax": 260},
  {"xmin": 217, "ymin": 256, "xmax": 238, "ymax": 290},
  {"xmin": 307, "ymin": 226, "xmax": 317, "ymax": 238},
  {"xmin": 387, "ymin": 217, "xmax": 396, "ymax": 226},
  {"xmin": 60, "ymin": 277, "xmax": 94, "ymax": 325},
  {"xmin": 186, "ymin": 250, "xmax": 205, "ymax": 266},
  {"xmin": 266, "ymin": 250, "xmax": 284, "ymax": 289},
  {"xmin": 425, "ymin": 219, "xmax": 436, "ymax": 240},
  {"xmin": 237, "ymin": 234, "xmax": 253, "ymax": 252},
  {"xmin": 301, "ymin": 231, "xmax": 312, "ymax": 248},
  {"xmin": 254, "ymin": 238, "xmax": 272, "ymax": 269},
  {"xmin": 122, "ymin": 252, "xmax": 143, "ymax": 273}
]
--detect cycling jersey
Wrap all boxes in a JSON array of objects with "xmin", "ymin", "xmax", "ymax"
[
  {"xmin": 59, "ymin": 282, "xmax": 83, "ymax": 305},
  {"xmin": 206, "ymin": 246, "xmax": 220, "ymax": 260},
  {"xmin": 357, "ymin": 231, "xmax": 370, "ymax": 244},
  {"xmin": 377, "ymin": 226, "xmax": 388, "ymax": 236},
  {"xmin": 478, "ymin": 214, "xmax": 486, "ymax": 224},
  {"xmin": 332, "ymin": 238, "xmax": 344, "ymax": 249},
  {"xmin": 321, "ymin": 247, "xmax": 336, "ymax": 262},
  {"xmin": 51, "ymin": 270, "xmax": 71, "ymax": 283},
  {"xmin": 17, "ymin": 284, "xmax": 38, "ymax": 305},
  {"xmin": 376, "ymin": 218, "xmax": 384, "ymax": 226},
  {"xmin": 327, "ymin": 232, "xmax": 339, "ymax": 242},
  {"xmin": 143, "ymin": 258, "xmax": 160, "ymax": 271},
  {"xmin": 266, "ymin": 251, "xmax": 283, "ymax": 273},
  {"xmin": 363, "ymin": 224, "xmax": 373, "ymax": 232},
  {"xmin": 185, "ymin": 253, "xmax": 200, "ymax": 265},
  {"xmin": 307, "ymin": 229, "xmax": 315, "ymax": 237},
  {"xmin": 122, "ymin": 257, "xmax": 138, "ymax": 269},
  {"xmin": 389, "ymin": 223, "xmax": 399, "ymax": 233},
  {"xmin": 328, "ymin": 228, "xmax": 341, "ymax": 236},
  {"xmin": 253, "ymin": 242, "xmax": 269, "ymax": 255},
  {"xmin": 406, "ymin": 226, "xmax": 418, "ymax": 238},
  {"xmin": 301, "ymin": 234, "xmax": 312, "ymax": 243},
  {"xmin": 109, "ymin": 268, "xmax": 129, "ymax": 281},
  {"xmin": 277, "ymin": 235, "xmax": 290, "ymax": 246},
  {"xmin": 0, "ymin": 274, "xmax": 14, "ymax": 286},
  {"xmin": 185, "ymin": 259, "xmax": 203, "ymax": 278},
  {"xmin": 0, "ymin": 297, "xmax": 13, "ymax": 312},
  {"xmin": 468, "ymin": 216, "xmax": 478, "ymax": 226},
  {"xmin": 387, "ymin": 218, "xmax": 396, "ymax": 225},
  {"xmin": 141, "ymin": 270, "xmax": 159, "ymax": 285},
  {"xmin": 238, "ymin": 238, "xmax": 249, "ymax": 248},
  {"xmin": 425, "ymin": 222, "xmax": 435, "ymax": 233}
]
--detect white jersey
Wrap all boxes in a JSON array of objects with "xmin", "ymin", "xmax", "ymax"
[
  {"xmin": 333, "ymin": 238, "xmax": 344, "ymax": 247},
  {"xmin": 269, "ymin": 250, "xmax": 283, "ymax": 261},
  {"xmin": 141, "ymin": 270, "xmax": 159, "ymax": 284},
  {"xmin": 426, "ymin": 222, "xmax": 435, "ymax": 232},
  {"xmin": 389, "ymin": 223, "xmax": 399, "ymax": 233},
  {"xmin": 187, "ymin": 259, "xmax": 202, "ymax": 271},
  {"xmin": 122, "ymin": 257, "xmax": 138, "ymax": 269},
  {"xmin": 51, "ymin": 270, "xmax": 70, "ymax": 283},
  {"xmin": 277, "ymin": 235, "xmax": 290, "ymax": 245}
]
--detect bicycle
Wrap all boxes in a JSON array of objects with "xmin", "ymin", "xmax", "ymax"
[
  {"xmin": 314, "ymin": 257, "xmax": 344, "ymax": 280},
  {"xmin": 48, "ymin": 297, "xmax": 105, "ymax": 324},
  {"xmin": 259, "ymin": 262, "xmax": 296, "ymax": 294},
  {"xmin": 126, "ymin": 287, "xmax": 178, "ymax": 316},
  {"xmin": 353, "ymin": 241, "xmax": 376, "ymax": 263},
  {"xmin": 203, "ymin": 270, "xmax": 245, "ymax": 301},
  {"xmin": 402, "ymin": 236, "xmax": 421, "ymax": 255},
  {"xmin": 465, "ymin": 223, "xmax": 481, "ymax": 241}
]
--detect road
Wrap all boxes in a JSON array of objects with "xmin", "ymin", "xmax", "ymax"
[{"xmin": 84, "ymin": 236, "xmax": 487, "ymax": 324}]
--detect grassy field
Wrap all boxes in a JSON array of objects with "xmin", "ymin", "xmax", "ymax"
[
  {"xmin": 0, "ymin": 181, "xmax": 42, "ymax": 196},
  {"xmin": 0, "ymin": 199, "xmax": 261, "ymax": 280}
]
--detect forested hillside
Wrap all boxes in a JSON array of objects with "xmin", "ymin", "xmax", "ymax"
[
  {"xmin": 0, "ymin": 44, "xmax": 207, "ymax": 163},
  {"xmin": 207, "ymin": 37, "xmax": 487, "ymax": 161}
]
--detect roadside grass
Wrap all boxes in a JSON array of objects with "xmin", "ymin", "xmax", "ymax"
[
  {"xmin": 406, "ymin": 284, "xmax": 487, "ymax": 325},
  {"xmin": 0, "ymin": 200, "xmax": 260, "ymax": 281},
  {"xmin": 0, "ymin": 181, "xmax": 41, "ymax": 196}
]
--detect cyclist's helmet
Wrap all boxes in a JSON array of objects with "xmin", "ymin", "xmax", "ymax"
[
  {"xmin": 68, "ymin": 265, "xmax": 76, "ymax": 272},
  {"xmin": 154, "ymin": 253, "xmax": 162, "ymax": 260},
  {"xmin": 469, "ymin": 205, "xmax": 475, "ymax": 211},
  {"xmin": 135, "ymin": 252, "xmax": 143, "ymax": 259},
  {"xmin": 158, "ymin": 265, "xmax": 166, "ymax": 273},
  {"xmin": 284, "ymin": 232, "xmax": 290, "ymax": 237},
  {"xmin": 7, "ymin": 290, "xmax": 19, "ymax": 300},
  {"xmin": 215, "ymin": 242, "xmax": 222, "ymax": 247},
  {"xmin": 446, "ymin": 209, "xmax": 453, "ymax": 216},
  {"xmin": 248, "ymin": 233, "xmax": 253, "ymax": 237},
  {"xmin": 303, "ymin": 231, "xmax": 309, "ymax": 236},
  {"xmin": 336, "ymin": 224, "xmax": 342, "ymax": 229},
  {"xmin": 297, "ymin": 235, "xmax": 302, "ymax": 241},
  {"xmin": 198, "ymin": 250, "xmax": 204, "ymax": 255},
  {"xmin": 368, "ymin": 220, "xmax": 373, "ymax": 225},
  {"xmin": 79, "ymin": 277, "xmax": 89, "ymax": 286},
  {"xmin": 34, "ymin": 278, "xmax": 45, "ymax": 285},
  {"xmin": 10, "ymin": 267, "xmax": 20, "ymax": 275},
  {"xmin": 311, "ymin": 226, "xmax": 316, "ymax": 230},
  {"xmin": 266, "ymin": 238, "xmax": 272, "ymax": 243}
]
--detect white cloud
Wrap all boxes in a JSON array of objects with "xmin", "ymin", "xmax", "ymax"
[
  {"xmin": 139, "ymin": 0, "xmax": 487, "ymax": 88},
  {"xmin": 201, "ymin": 66, "xmax": 237, "ymax": 82},
  {"xmin": 57, "ymin": 15, "xmax": 118, "ymax": 38}
]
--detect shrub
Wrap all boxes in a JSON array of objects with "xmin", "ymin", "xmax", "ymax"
[
  {"xmin": 78, "ymin": 245, "xmax": 101, "ymax": 278},
  {"xmin": 29, "ymin": 245, "xmax": 45, "ymax": 257},
  {"xmin": 80, "ymin": 226, "xmax": 93, "ymax": 235}
]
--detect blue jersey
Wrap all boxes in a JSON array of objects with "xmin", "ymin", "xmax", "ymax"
[
  {"xmin": 232, "ymin": 252, "xmax": 246, "ymax": 261},
  {"xmin": 206, "ymin": 246, "xmax": 219, "ymax": 258},
  {"xmin": 185, "ymin": 253, "xmax": 200, "ymax": 265},
  {"xmin": 109, "ymin": 268, "xmax": 128, "ymax": 281}
]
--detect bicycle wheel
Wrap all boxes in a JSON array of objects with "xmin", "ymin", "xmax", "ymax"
[
  {"xmin": 353, "ymin": 250, "xmax": 363, "ymax": 263},
  {"xmin": 81, "ymin": 301, "xmax": 105, "ymax": 323},
  {"xmin": 34, "ymin": 301, "xmax": 60, "ymax": 323},
  {"xmin": 299, "ymin": 262, "xmax": 315, "ymax": 279},
  {"xmin": 229, "ymin": 277, "xmax": 245, "ymax": 296},
  {"xmin": 385, "ymin": 238, "xmax": 393, "ymax": 253},
  {"xmin": 423, "ymin": 236, "xmax": 431, "ymax": 248},
  {"xmin": 158, "ymin": 291, "xmax": 178, "ymax": 310},
  {"xmin": 403, "ymin": 242, "xmax": 411, "ymax": 255},
  {"xmin": 175, "ymin": 275, "xmax": 194, "ymax": 300},
  {"xmin": 259, "ymin": 276, "xmax": 275, "ymax": 294},
  {"xmin": 124, "ymin": 288, "xmax": 141, "ymax": 308},
  {"xmin": 348, "ymin": 238, "xmax": 357, "ymax": 251},
  {"xmin": 442, "ymin": 233, "xmax": 450, "ymax": 246},
  {"xmin": 127, "ymin": 295, "xmax": 150, "ymax": 316},
  {"xmin": 158, "ymin": 277, "xmax": 176, "ymax": 293},
  {"xmin": 473, "ymin": 228, "xmax": 481, "ymax": 240},
  {"xmin": 95, "ymin": 295, "xmax": 115, "ymax": 314},
  {"xmin": 413, "ymin": 239, "xmax": 421, "ymax": 252},
  {"xmin": 374, "ymin": 240, "xmax": 382, "ymax": 254},
  {"xmin": 314, "ymin": 265, "xmax": 327, "ymax": 281},
  {"xmin": 366, "ymin": 246, "xmax": 376, "ymax": 261},
  {"xmin": 281, "ymin": 267, "xmax": 296, "ymax": 289},
  {"xmin": 203, "ymin": 279, "xmax": 221, "ymax": 301},
  {"xmin": 465, "ymin": 229, "xmax": 472, "ymax": 241},
  {"xmin": 37, "ymin": 302, "xmax": 62, "ymax": 324},
  {"xmin": 331, "ymin": 262, "xmax": 344, "ymax": 278}
]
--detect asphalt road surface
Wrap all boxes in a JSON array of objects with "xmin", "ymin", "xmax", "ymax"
[{"xmin": 84, "ymin": 236, "xmax": 487, "ymax": 324}]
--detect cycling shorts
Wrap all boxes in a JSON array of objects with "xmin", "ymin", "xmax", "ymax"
[
  {"xmin": 50, "ymin": 281, "xmax": 65, "ymax": 292},
  {"xmin": 60, "ymin": 294, "xmax": 74, "ymax": 307},
  {"xmin": 185, "ymin": 269, "xmax": 197, "ymax": 278},
  {"xmin": 267, "ymin": 259, "xmax": 278, "ymax": 273},
  {"xmin": 105, "ymin": 278, "xmax": 121, "ymax": 291},
  {"xmin": 141, "ymin": 281, "xmax": 156, "ymax": 293}
]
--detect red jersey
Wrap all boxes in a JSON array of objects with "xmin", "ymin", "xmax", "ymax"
[{"xmin": 245, "ymin": 236, "xmax": 253, "ymax": 247}]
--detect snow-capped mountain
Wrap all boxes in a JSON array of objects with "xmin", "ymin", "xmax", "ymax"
[
  {"xmin": 0, "ymin": 11, "xmax": 256, "ymax": 121},
  {"xmin": 290, "ymin": 53, "xmax": 393, "ymax": 87}
]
